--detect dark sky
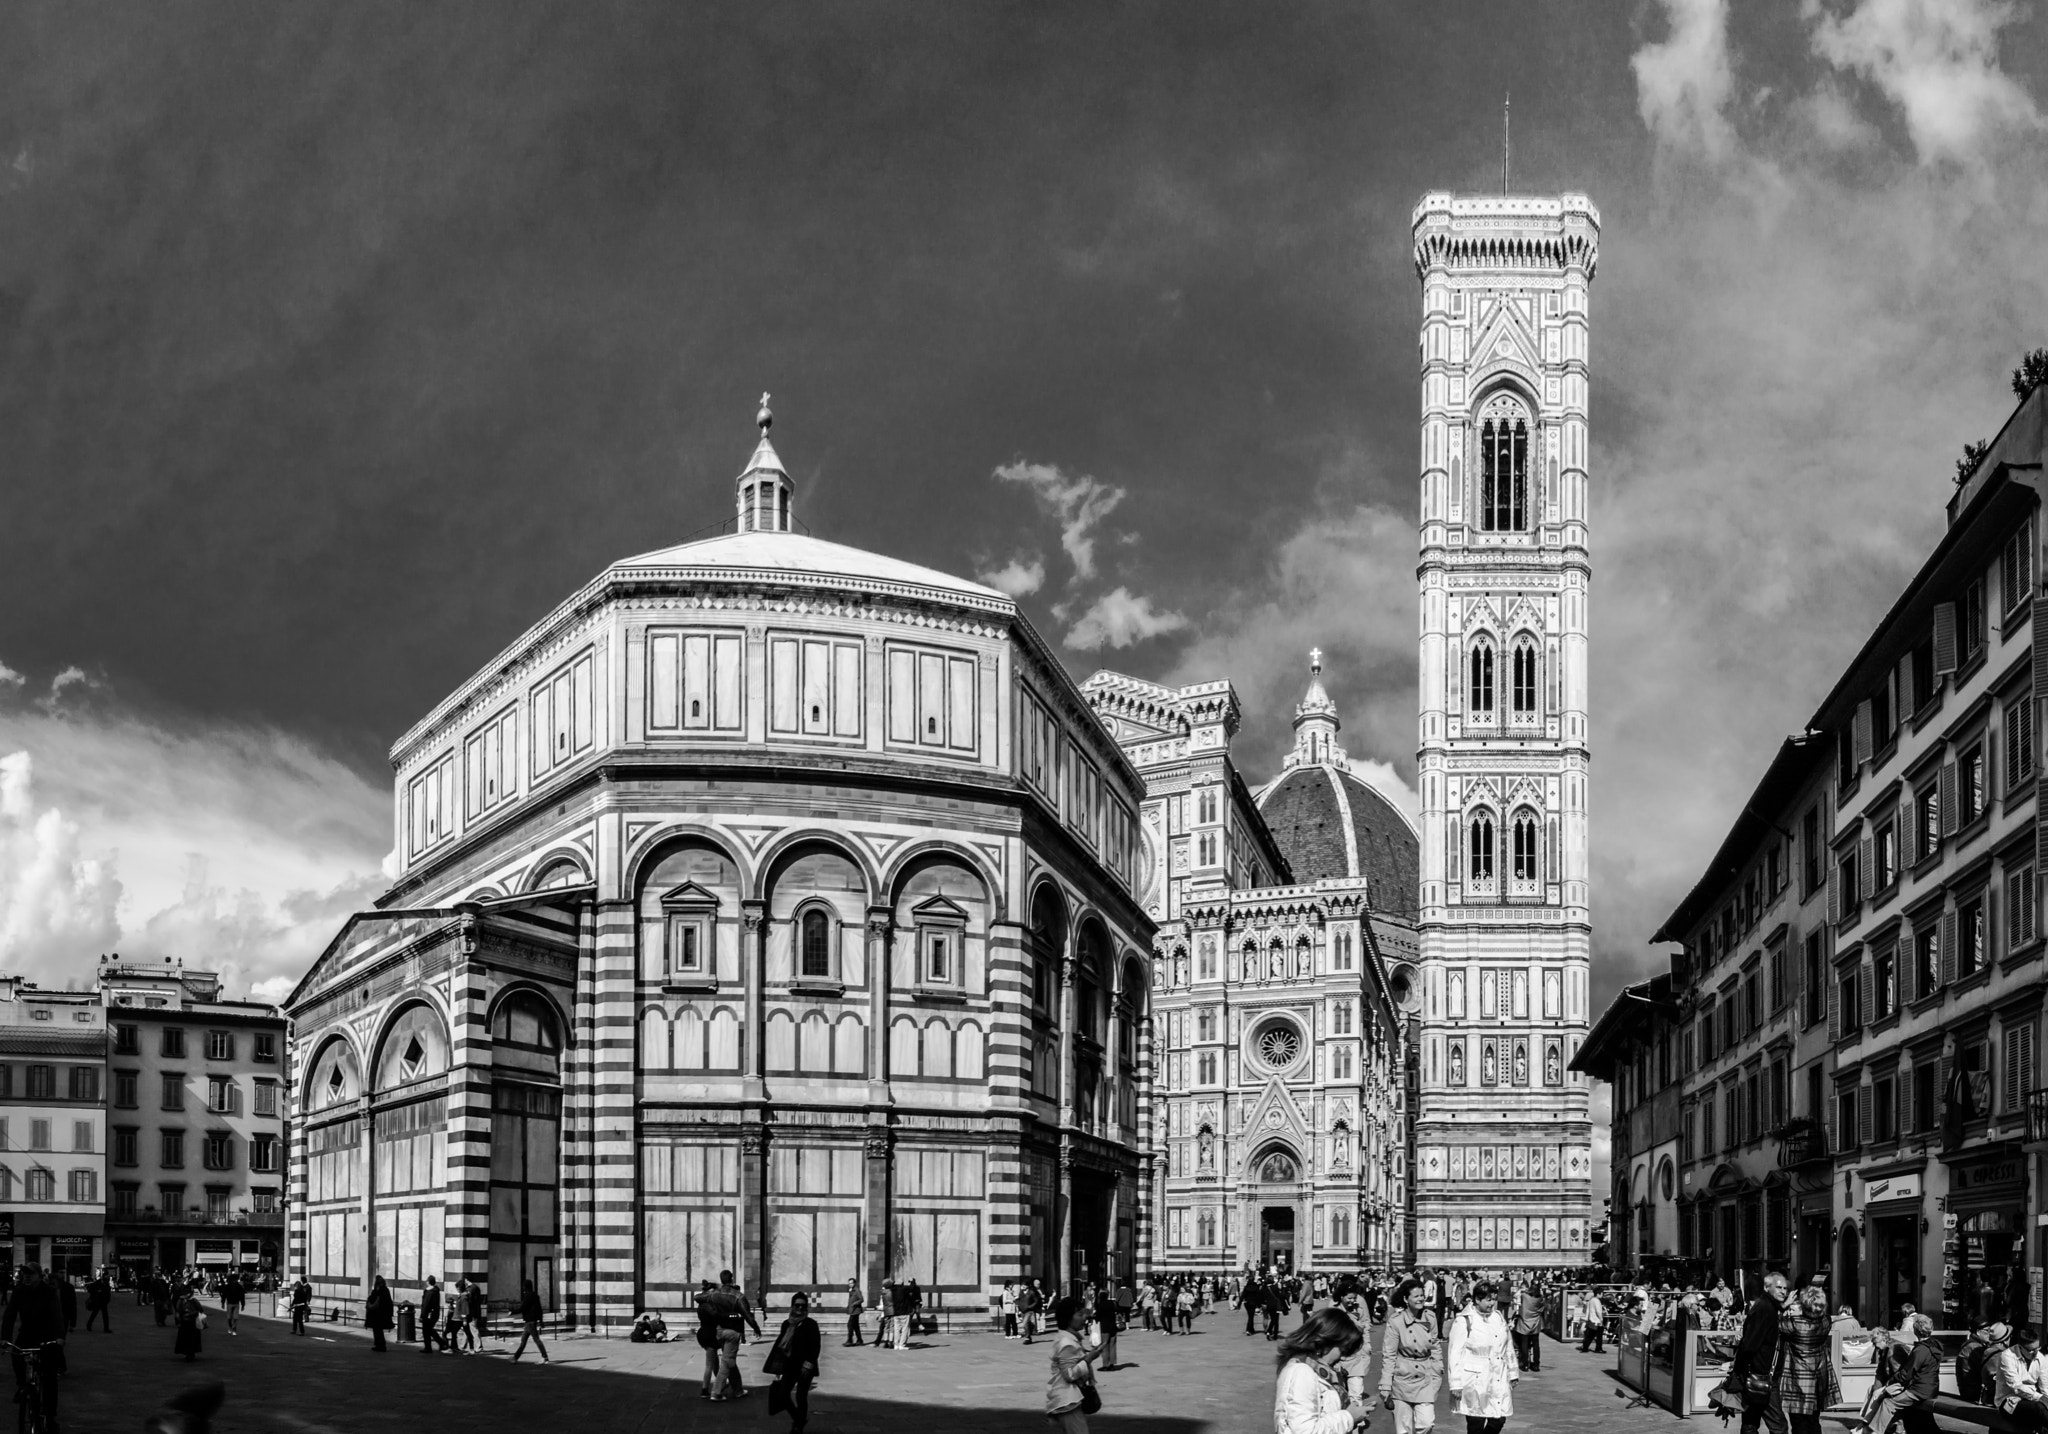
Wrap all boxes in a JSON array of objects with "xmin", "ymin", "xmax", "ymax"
[
  {"xmin": 0, "ymin": 2, "xmax": 2043, "ymax": 1017},
  {"xmin": 0, "ymin": 2, "xmax": 1642, "ymax": 757}
]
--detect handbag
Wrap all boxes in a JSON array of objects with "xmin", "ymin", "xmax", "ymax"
[
  {"xmin": 1079, "ymin": 1383, "xmax": 1103, "ymax": 1415},
  {"xmin": 762, "ymin": 1327, "xmax": 792, "ymax": 1378}
]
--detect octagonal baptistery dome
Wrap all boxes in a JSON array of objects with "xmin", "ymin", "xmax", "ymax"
[
  {"xmin": 284, "ymin": 403, "xmax": 1154, "ymax": 1330},
  {"xmin": 1253, "ymin": 661, "xmax": 1420, "ymax": 920}
]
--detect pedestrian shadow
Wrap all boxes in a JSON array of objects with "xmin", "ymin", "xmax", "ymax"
[{"xmin": 71, "ymin": 1317, "xmax": 1227, "ymax": 1434}]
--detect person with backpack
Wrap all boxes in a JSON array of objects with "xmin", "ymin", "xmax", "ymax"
[{"xmin": 1960, "ymin": 1321, "xmax": 2014, "ymax": 1405}]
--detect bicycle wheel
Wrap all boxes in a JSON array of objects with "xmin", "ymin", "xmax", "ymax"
[{"xmin": 20, "ymin": 1377, "xmax": 45, "ymax": 1434}]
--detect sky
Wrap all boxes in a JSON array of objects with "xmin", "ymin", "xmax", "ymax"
[{"xmin": 0, "ymin": 0, "xmax": 2043, "ymax": 1042}]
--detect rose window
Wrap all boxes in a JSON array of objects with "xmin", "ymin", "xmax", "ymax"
[{"xmin": 1253, "ymin": 1021, "xmax": 1302, "ymax": 1070}]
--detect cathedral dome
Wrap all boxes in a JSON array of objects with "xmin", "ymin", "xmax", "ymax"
[
  {"xmin": 1257, "ymin": 764, "xmax": 1419, "ymax": 917},
  {"xmin": 1253, "ymin": 652, "xmax": 1419, "ymax": 918}
]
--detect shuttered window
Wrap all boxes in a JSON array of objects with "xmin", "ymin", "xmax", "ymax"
[
  {"xmin": 2005, "ymin": 1024, "xmax": 2036, "ymax": 1114},
  {"xmin": 2007, "ymin": 694, "xmax": 2035, "ymax": 789},
  {"xmin": 2011, "ymin": 866, "xmax": 2039, "ymax": 948},
  {"xmin": 1933, "ymin": 601, "xmax": 1958, "ymax": 675}
]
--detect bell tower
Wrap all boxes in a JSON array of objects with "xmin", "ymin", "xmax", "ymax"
[{"xmin": 1410, "ymin": 191, "xmax": 1599, "ymax": 1266}]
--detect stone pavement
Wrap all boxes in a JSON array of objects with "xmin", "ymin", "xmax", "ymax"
[{"xmin": 67, "ymin": 1302, "xmax": 1696, "ymax": 1434}]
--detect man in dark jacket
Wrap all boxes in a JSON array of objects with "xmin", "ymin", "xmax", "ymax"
[
  {"xmin": 2, "ymin": 1264, "xmax": 66, "ymax": 1431},
  {"xmin": 767, "ymin": 1291, "xmax": 822, "ymax": 1434},
  {"xmin": 419, "ymin": 1276, "xmax": 443, "ymax": 1354},
  {"xmin": 1733, "ymin": 1271, "xmax": 1790, "ymax": 1434}
]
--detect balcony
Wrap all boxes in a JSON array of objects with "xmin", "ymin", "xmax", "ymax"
[
  {"xmin": 1776, "ymin": 1119, "xmax": 1830, "ymax": 1167},
  {"xmin": 2027, "ymin": 1088, "xmax": 2048, "ymax": 1146},
  {"xmin": 109, "ymin": 1208, "xmax": 285, "ymax": 1227}
]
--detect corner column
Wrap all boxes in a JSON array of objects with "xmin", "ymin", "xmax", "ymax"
[
  {"xmin": 1057, "ymin": 944, "xmax": 1077, "ymax": 1292},
  {"xmin": 444, "ymin": 914, "xmax": 496, "ymax": 1303},
  {"xmin": 589, "ymin": 897, "xmax": 640, "ymax": 1330},
  {"xmin": 863, "ymin": 1126, "xmax": 891, "ymax": 1305}
]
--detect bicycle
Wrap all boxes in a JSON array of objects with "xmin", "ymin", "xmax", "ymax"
[{"xmin": 1, "ymin": 1341, "xmax": 56, "ymax": 1434}]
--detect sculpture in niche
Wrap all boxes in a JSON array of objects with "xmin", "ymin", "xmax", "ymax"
[
  {"xmin": 1297, "ymin": 943, "xmax": 1312, "ymax": 977},
  {"xmin": 1197, "ymin": 1126, "xmax": 1215, "ymax": 1171},
  {"xmin": 1270, "ymin": 947, "xmax": 1286, "ymax": 981},
  {"xmin": 1545, "ymin": 1045, "xmax": 1562, "ymax": 1085},
  {"xmin": 1513, "ymin": 1043, "xmax": 1529, "ymax": 1086},
  {"xmin": 1481, "ymin": 1043, "xmax": 1497, "ymax": 1085},
  {"xmin": 1448, "ymin": 1044, "xmax": 1465, "ymax": 1085},
  {"xmin": 1176, "ymin": 955, "xmax": 1190, "ymax": 986}
]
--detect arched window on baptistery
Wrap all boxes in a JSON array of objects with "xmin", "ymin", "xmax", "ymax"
[
  {"xmin": 1468, "ymin": 639, "xmax": 1496, "ymax": 721},
  {"xmin": 799, "ymin": 906, "xmax": 833, "ymax": 979},
  {"xmin": 1511, "ymin": 637, "xmax": 1538, "ymax": 720},
  {"xmin": 1479, "ymin": 394, "xmax": 1530, "ymax": 532}
]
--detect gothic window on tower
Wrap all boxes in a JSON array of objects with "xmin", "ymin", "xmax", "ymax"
[
  {"xmin": 1479, "ymin": 399, "xmax": 1530, "ymax": 532},
  {"xmin": 1511, "ymin": 813, "xmax": 1540, "ymax": 897},
  {"xmin": 1468, "ymin": 812, "xmax": 1497, "ymax": 897},
  {"xmin": 1469, "ymin": 640, "xmax": 1496, "ymax": 721},
  {"xmin": 1511, "ymin": 639, "xmax": 1538, "ymax": 720}
]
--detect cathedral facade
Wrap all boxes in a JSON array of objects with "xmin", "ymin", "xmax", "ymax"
[
  {"xmin": 1084, "ymin": 660, "xmax": 1416, "ymax": 1274},
  {"xmin": 283, "ymin": 410, "xmax": 1154, "ymax": 1328},
  {"xmin": 1411, "ymin": 192, "xmax": 1600, "ymax": 1264}
]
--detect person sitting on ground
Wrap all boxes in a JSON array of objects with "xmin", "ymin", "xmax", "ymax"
[{"xmin": 631, "ymin": 1310, "xmax": 669, "ymax": 1343}]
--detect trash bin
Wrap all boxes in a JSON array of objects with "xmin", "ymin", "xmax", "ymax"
[{"xmin": 397, "ymin": 1302, "xmax": 416, "ymax": 1343}]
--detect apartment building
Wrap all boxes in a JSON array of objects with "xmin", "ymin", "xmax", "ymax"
[
  {"xmin": 100, "ymin": 957, "xmax": 287, "ymax": 1278},
  {"xmin": 1571, "ymin": 974, "xmax": 1681, "ymax": 1271},
  {"xmin": 0, "ymin": 979, "xmax": 108, "ymax": 1277},
  {"xmin": 1813, "ymin": 383, "xmax": 2047, "ymax": 1329},
  {"xmin": 1648, "ymin": 737, "xmax": 1838, "ymax": 1290},
  {"xmin": 1582, "ymin": 379, "xmax": 2048, "ymax": 1322}
]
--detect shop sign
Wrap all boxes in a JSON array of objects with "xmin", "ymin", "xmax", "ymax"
[
  {"xmin": 1950, "ymin": 1154, "xmax": 2025, "ymax": 1197},
  {"xmin": 115, "ymin": 1238, "xmax": 153, "ymax": 1259},
  {"xmin": 0, "ymin": 1215, "xmax": 13, "ymax": 1242},
  {"xmin": 1865, "ymin": 1173, "xmax": 1923, "ymax": 1204},
  {"xmin": 47, "ymin": 1237, "xmax": 89, "ymax": 1258},
  {"xmin": 193, "ymin": 1237, "xmax": 235, "ymax": 1265}
]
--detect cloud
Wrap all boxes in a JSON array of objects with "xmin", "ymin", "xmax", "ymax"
[
  {"xmin": 977, "ymin": 554, "xmax": 1046, "ymax": 598},
  {"xmin": 1063, "ymin": 587, "xmax": 1190, "ymax": 651},
  {"xmin": 1808, "ymin": 0, "xmax": 2044, "ymax": 167},
  {"xmin": 992, "ymin": 461, "xmax": 1126, "ymax": 581},
  {"xmin": 1632, "ymin": 0, "xmax": 1739, "ymax": 160},
  {"xmin": 0, "ymin": 664, "xmax": 20, "ymax": 688},
  {"xmin": 0, "ymin": 671, "xmax": 388, "ymax": 998},
  {"xmin": 1165, "ymin": 498, "xmax": 1423, "ymax": 813},
  {"xmin": 0, "ymin": 751, "xmax": 123, "ymax": 969}
]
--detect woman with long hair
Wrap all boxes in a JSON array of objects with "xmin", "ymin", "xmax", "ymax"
[
  {"xmin": 1446, "ymin": 1280, "xmax": 1517, "ymax": 1434},
  {"xmin": 1274, "ymin": 1307, "xmax": 1371, "ymax": 1434}
]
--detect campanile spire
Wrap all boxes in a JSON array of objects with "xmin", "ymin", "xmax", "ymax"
[{"xmin": 735, "ymin": 392, "xmax": 792, "ymax": 534}]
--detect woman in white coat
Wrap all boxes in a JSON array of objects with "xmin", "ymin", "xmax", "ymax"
[
  {"xmin": 1274, "ymin": 1308, "xmax": 1374, "ymax": 1434},
  {"xmin": 1446, "ymin": 1280, "xmax": 1519, "ymax": 1434}
]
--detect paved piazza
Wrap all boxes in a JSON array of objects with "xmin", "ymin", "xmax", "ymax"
[{"xmin": 74, "ymin": 1304, "xmax": 1684, "ymax": 1434}]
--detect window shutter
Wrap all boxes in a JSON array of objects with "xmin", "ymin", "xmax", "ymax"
[
  {"xmin": 1828, "ymin": 977, "xmax": 1841, "ymax": 1041},
  {"xmin": 1853, "ymin": 700, "xmax": 1874, "ymax": 767},
  {"xmin": 1942, "ymin": 762, "xmax": 1960, "ymax": 836},
  {"xmin": 1860, "ymin": 836, "xmax": 1875, "ymax": 900},
  {"xmin": 1934, "ymin": 602, "xmax": 1958, "ymax": 674},
  {"xmin": 1942, "ymin": 910, "xmax": 1959, "ymax": 986},
  {"xmin": 2020, "ymin": 1026, "xmax": 2037, "ymax": 1108},
  {"xmin": 1828, "ymin": 861, "xmax": 1841, "ymax": 925},
  {"xmin": 1900, "ymin": 1068, "xmax": 1916, "ymax": 1133},
  {"xmin": 1862, "ymin": 963, "xmax": 1877, "ymax": 1027},
  {"xmin": 1898, "ymin": 944, "xmax": 1915, "ymax": 1006},
  {"xmin": 1859, "ymin": 1084, "xmax": 1873, "ymax": 1146},
  {"xmin": 1938, "ymin": 1056, "xmax": 1952, "ymax": 1126},
  {"xmin": 1988, "ymin": 888, "xmax": 2000, "ymax": 965}
]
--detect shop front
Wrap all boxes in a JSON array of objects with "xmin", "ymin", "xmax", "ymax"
[
  {"xmin": 10, "ymin": 1212, "xmax": 102, "ymax": 1278},
  {"xmin": 1943, "ymin": 1146, "xmax": 2029, "ymax": 1329},
  {"xmin": 114, "ymin": 1237, "xmax": 154, "ymax": 1285},
  {"xmin": 1860, "ymin": 1167, "xmax": 1925, "ymax": 1328},
  {"xmin": 1793, "ymin": 1184, "xmax": 1833, "ymax": 1292}
]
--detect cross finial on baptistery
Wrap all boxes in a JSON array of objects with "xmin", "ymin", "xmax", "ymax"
[
  {"xmin": 1310, "ymin": 646, "xmax": 1323, "ymax": 674},
  {"xmin": 757, "ymin": 392, "xmax": 773, "ymax": 435}
]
